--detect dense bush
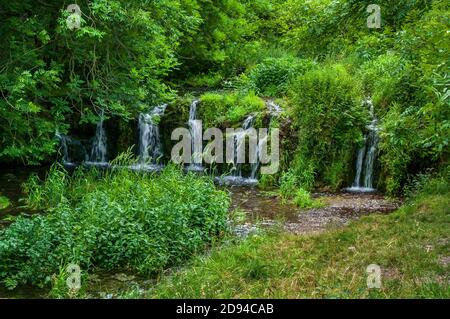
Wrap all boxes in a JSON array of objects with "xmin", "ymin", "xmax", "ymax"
[
  {"xmin": 0, "ymin": 0, "xmax": 202, "ymax": 164},
  {"xmin": 0, "ymin": 161, "xmax": 230, "ymax": 289},
  {"xmin": 358, "ymin": 53, "xmax": 414, "ymax": 114},
  {"xmin": 239, "ymin": 56, "xmax": 317, "ymax": 96},
  {"xmin": 284, "ymin": 64, "xmax": 368, "ymax": 191}
]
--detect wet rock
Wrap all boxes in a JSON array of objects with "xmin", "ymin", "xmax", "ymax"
[
  {"xmin": 113, "ymin": 273, "xmax": 135, "ymax": 282},
  {"xmin": 438, "ymin": 256, "xmax": 450, "ymax": 267},
  {"xmin": 233, "ymin": 223, "xmax": 260, "ymax": 238}
]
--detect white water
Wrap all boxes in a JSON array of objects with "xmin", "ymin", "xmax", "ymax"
[
  {"xmin": 88, "ymin": 111, "xmax": 108, "ymax": 164},
  {"xmin": 347, "ymin": 100, "xmax": 379, "ymax": 192},
  {"xmin": 233, "ymin": 115, "xmax": 256, "ymax": 177},
  {"xmin": 217, "ymin": 115, "xmax": 258, "ymax": 186},
  {"xmin": 56, "ymin": 133, "xmax": 77, "ymax": 167},
  {"xmin": 267, "ymin": 100, "xmax": 282, "ymax": 116},
  {"xmin": 187, "ymin": 100, "xmax": 204, "ymax": 171},
  {"xmin": 138, "ymin": 104, "xmax": 167, "ymax": 163}
]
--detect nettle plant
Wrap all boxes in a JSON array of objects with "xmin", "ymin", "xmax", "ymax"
[{"xmin": 0, "ymin": 155, "xmax": 230, "ymax": 289}]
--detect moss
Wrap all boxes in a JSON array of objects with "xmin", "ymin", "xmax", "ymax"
[
  {"xmin": 160, "ymin": 95, "xmax": 193, "ymax": 161},
  {"xmin": 0, "ymin": 195, "xmax": 10, "ymax": 210},
  {"xmin": 199, "ymin": 91, "xmax": 265, "ymax": 128}
]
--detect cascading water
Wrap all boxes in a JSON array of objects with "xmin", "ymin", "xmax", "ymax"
[
  {"xmin": 267, "ymin": 100, "xmax": 282, "ymax": 116},
  {"xmin": 138, "ymin": 104, "xmax": 167, "ymax": 163},
  {"xmin": 187, "ymin": 100, "xmax": 204, "ymax": 172},
  {"xmin": 217, "ymin": 101, "xmax": 283, "ymax": 186},
  {"xmin": 56, "ymin": 133, "xmax": 75, "ymax": 166},
  {"xmin": 56, "ymin": 132, "xmax": 88, "ymax": 167},
  {"xmin": 249, "ymin": 101, "xmax": 283, "ymax": 180},
  {"xmin": 216, "ymin": 115, "xmax": 258, "ymax": 186},
  {"xmin": 233, "ymin": 115, "xmax": 256, "ymax": 178},
  {"xmin": 347, "ymin": 100, "xmax": 379, "ymax": 192},
  {"xmin": 88, "ymin": 114, "xmax": 108, "ymax": 165},
  {"xmin": 56, "ymin": 133, "xmax": 70, "ymax": 163}
]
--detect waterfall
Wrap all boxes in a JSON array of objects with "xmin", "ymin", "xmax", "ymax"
[
  {"xmin": 216, "ymin": 115, "xmax": 258, "ymax": 186},
  {"xmin": 249, "ymin": 101, "xmax": 283, "ymax": 179},
  {"xmin": 89, "ymin": 113, "xmax": 108, "ymax": 164},
  {"xmin": 267, "ymin": 100, "xmax": 282, "ymax": 116},
  {"xmin": 138, "ymin": 104, "xmax": 167, "ymax": 163},
  {"xmin": 348, "ymin": 100, "xmax": 379, "ymax": 192},
  {"xmin": 233, "ymin": 115, "xmax": 256, "ymax": 178},
  {"xmin": 217, "ymin": 101, "xmax": 282, "ymax": 186},
  {"xmin": 56, "ymin": 133, "xmax": 70, "ymax": 163},
  {"xmin": 56, "ymin": 132, "xmax": 88, "ymax": 167},
  {"xmin": 187, "ymin": 100, "xmax": 204, "ymax": 171},
  {"xmin": 56, "ymin": 133, "xmax": 75, "ymax": 166},
  {"xmin": 250, "ymin": 134, "xmax": 268, "ymax": 180}
]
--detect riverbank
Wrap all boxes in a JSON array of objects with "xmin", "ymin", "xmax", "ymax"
[{"xmin": 143, "ymin": 186, "xmax": 449, "ymax": 299}]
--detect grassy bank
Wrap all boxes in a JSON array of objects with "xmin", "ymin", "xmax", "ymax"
[{"xmin": 144, "ymin": 178, "xmax": 449, "ymax": 299}]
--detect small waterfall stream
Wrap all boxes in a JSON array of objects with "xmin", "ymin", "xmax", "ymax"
[
  {"xmin": 88, "ymin": 111, "xmax": 108, "ymax": 164},
  {"xmin": 233, "ymin": 115, "xmax": 256, "ymax": 178},
  {"xmin": 56, "ymin": 133, "xmax": 70, "ymax": 164},
  {"xmin": 138, "ymin": 104, "xmax": 167, "ymax": 163},
  {"xmin": 187, "ymin": 100, "xmax": 204, "ymax": 172},
  {"xmin": 348, "ymin": 100, "xmax": 379, "ymax": 192},
  {"xmin": 56, "ymin": 133, "xmax": 76, "ymax": 167},
  {"xmin": 216, "ymin": 114, "xmax": 259, "ymax": 186}
]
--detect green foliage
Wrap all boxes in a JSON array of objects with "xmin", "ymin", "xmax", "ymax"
[
  {"xmin": 0, "ymin": 0, "xmax": 200, "ymax": 163},
  {"xmin": 199, "ymin": 91, "xmax": 265, "ymax": 128},
  {"xmin": 404, "ymin": 166, "xmax": 450, "ymax": 199},
  {"xmin": 176, "ymin": 0, "xmax": 280, "ymax": 77},
  {"xmin": 184, "ymin": 72, "xmax": 225, "ymax": 89},
  {"xmin": 0, "ymin": 195, "xmax": 10, "ymax": 210},
  {"xmin": 287, "ymin": 64, "xmax": 367, "ymax": 189},
  {"xmin": 0, "ymin": 159, "xmax": 230, "ymax": 288},
  {"xmin": 277, "ymin": 0, "xmax": 435, "ymax": 58},
  {"xmin": 322, "ymin": 158, "xmax": 351, "ymax": 191},
  {"xmin": 258, "ymin": 174, "xmax": 278, "ymax": 189},
  {"xmin": 239, "ymin": 56, "xmax": 316, "ymax": 96},
  {"xmin": 293, "ymin": 188, "xmax": 324, "ymax": 209},
  {"xmin": 48, "ymin": 264, "xmax": 88, "ymax": 299},
  {"xmin": 358, "ymin": 53, "xmax": 414, "ymax": 114}
]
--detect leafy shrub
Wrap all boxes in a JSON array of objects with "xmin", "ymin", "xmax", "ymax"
[
  {"xmin": 293, "ymin": 188, "xmax": 324, "ymax": 209},
  {"xmin": 199, "ymin": 91, "xmax": 265, "ymax": 128},
  {"xmin": 0, "ymin": 161, "xmax": 230, "ymax": 289},
  {"xmin": 287, "ymin": 64, "xmax": 367, "ymax": 190},
  {"xmin": 378, "ymin": 103, "xmax": 419, "ymax": 194},
  {"xmin": 323, "ymin": 157, "xmax": 350, "ymax": 191},
  {"xmin": 404, "ymin": 166, "xmax": 450, "ymax": 199},
  {"xmin": 280, "ymin": 155, "xmax": 316, "ymax": 202},
  {"xmin": 358, "ymin": 53, "xmax": 413, "ymax": 115},
  {"xmin": 279, "ymin": 171, "xmax": 298, "ymax": 202},
  {"xmin": 240, "ymin": 56, "xmax": 317, "ymax": 96}
]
